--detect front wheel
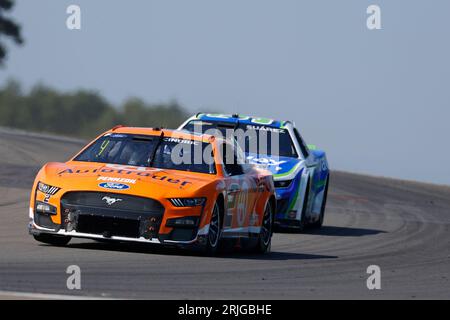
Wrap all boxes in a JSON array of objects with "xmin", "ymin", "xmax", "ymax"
[
  {"xmin": 203, "ymin": 201, "xmax": 222, "ymax": 255},
  {"xmin": 254, "ymin": 202, "xmax": 273, "ymax": 254},
  {"xmin": 33, "ymin": 234, "xmax": 71, "ymax": 246}
]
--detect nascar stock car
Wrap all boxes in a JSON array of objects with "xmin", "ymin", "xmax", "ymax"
[
  {"xmin": 179, "ymin": 113, "xmax": 330, "ymax": 230},
  {"xmin": 29, "ymin": 126, "xmax": 276, "ymax": 254}
]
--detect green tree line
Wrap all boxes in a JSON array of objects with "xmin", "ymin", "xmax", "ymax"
[
  {"xmin": 0, "ymin": 0, "xmax": 23, "ymax": 64},
  {"xmin": 0, "ymin": 80, "xmax": 191, "ymax": 138}
]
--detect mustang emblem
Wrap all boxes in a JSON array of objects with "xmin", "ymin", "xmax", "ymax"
[{"xmin": 102, "ymin": 196, "xmax": 123, "ymax": 206}]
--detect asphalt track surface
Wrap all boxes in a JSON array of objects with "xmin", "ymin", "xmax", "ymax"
[{"xmin": 0, "ymin": 128, "xmax": 449, "ymax": 299}]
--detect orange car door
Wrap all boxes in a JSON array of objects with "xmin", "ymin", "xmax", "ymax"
[{"xmin": 221, "ymin": 142, "xmax": 258, "ymax": 235}]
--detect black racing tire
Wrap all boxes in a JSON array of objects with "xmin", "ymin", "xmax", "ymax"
[
  {"xmin": 33, "ymin": 234, "xmax": 71, "ymax": 246},
  {"xmin": 203, "ymin": 201, "xmax": 222, "ymax": 256},
  {"xmin": 254, "ymin": 202, "xmax": 273, "ymax": 254},
  {"xmin": 310, "ymin": 175, "xmax": 329, "ymax": 229}
]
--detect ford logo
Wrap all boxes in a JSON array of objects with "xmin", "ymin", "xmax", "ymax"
[{"xmin": 98, "ymin": 182, "xmax": 130, "ymax": 190}]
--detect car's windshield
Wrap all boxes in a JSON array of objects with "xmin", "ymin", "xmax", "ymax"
[
  {"xmin": 182, "ymin": 120, "xmax": 298, "ymax": 158},
  {"xmin": 74, "ymin": 133, "xmax": 216, "ymax": 174}
]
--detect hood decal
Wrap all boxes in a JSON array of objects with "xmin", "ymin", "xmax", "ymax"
[
  {"xmin": 247, "ymin": 156, "xmax": 287, "ymax": 171},
  {"xmin": 57, "ymin": 166, "xmax": 193, "ymax": 187},
  {"xmin": 98, "ymin": 182, "xmax": 130, "ymax": 190},
  {"xmin": 246, "ymin": 154, "xmax": 303, "ymax": 178}
]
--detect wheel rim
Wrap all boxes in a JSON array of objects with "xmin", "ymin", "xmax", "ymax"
[
  {"xmin": 208, "ymin": 203, "xmax": 220, "ymax": 248},
  {"xmin": 261, "ymin": 204, "xmax": 272, "ymax": 246}
]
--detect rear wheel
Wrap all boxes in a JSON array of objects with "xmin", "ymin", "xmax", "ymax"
[
  {"xmin": 254, "ymin": 202, "xmax": 273, "ymax": 254},
  {"xmin": 311, "ymin": 175, "xmax": 329, "ymax": 228},
  {"xmin": 204, "ymin": 201, "xmax": 222, "ymax": 255},
  {"xmin": 33, "ymin": 234, "xmax": 71, "ymax": 246}
]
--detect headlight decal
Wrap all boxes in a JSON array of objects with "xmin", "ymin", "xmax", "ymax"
[
  {"xmin": 169, "ymin": 197, "xmax": 206, "ymax": 207},
  {"xmin": 37, "ymin": 182, "xmax": 60, "ymax": 195},
  {"xmin": 274, "ymin": 179, "xmax": 293, "ymax": 188}
]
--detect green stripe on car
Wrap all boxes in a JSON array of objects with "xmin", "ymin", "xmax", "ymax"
[{"xmin": 274, "ymin": 163, "xmax": 301, "ymax": 179}]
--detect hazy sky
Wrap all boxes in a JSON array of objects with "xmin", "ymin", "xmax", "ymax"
[{"xmin": 1, "ymin": 0, "xmax": 449, "ymax": 185}]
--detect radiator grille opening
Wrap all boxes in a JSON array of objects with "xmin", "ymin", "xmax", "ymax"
[
  {"xmin": 76, "ymin": 214, "xmax": 140, "ymax": 238},
  {"xmin": 61, "ymin": 192, "xmax": 164, "ymax": 239}
]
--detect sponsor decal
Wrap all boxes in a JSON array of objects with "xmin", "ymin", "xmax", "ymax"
[
  {"xmin": 247, "ymin": 156, "xmax": 287, "ymax": 171},
  {"xmin": 98, "ymin": 182, "xmax": 130, "ymax": 190},
  {"xmin": 104, "ymin": 133, "xmax": 128, "ymax": 138},
  {"xmin": 205, "ymin": 113, "xmax": 234, "ymax": 119},
  {"xmin": 251, "ymin": 117, "xmax": 274, "ymax": 125},
  {"xmin": 246, "ymin": 124, "xmax": 285, "ymax": 134},
  {"xmin": 236, "ymin": 186, "xmax": 249, "ymax": 227},
  {"xmin": 97, "ymin": 176, "xmax": 136, "ymax": 184},
  {"xmin": 226, "ymin": 181, "xmax": 249, "ymax": 227},
  {"xmin": 163, "ymin": 137, "xmax": 199, "ymax": 145},
  {"xmin": 58, "ymin": 168, "xmax": 192, "ymax": 186},
  {"xmin": 102, "ymin": 196, "xmax": 123, "ymax": 206}
]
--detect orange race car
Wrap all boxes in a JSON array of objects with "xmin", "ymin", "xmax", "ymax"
[{"xmin": 28, "ymin": 126, "xmax": 276, "ymax": 254}]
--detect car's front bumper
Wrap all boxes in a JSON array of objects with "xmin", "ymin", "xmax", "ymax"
[
  {"xmin": 29, "ymin": 222, "xmax": 210, "ymax": 248},
  {"xmin": 274, "ymin": 189, "xmax": 300, "ymax": 224},
  {"xmin": 273, "ymin": 171, "xmax": 304, "ymax": 225},
  {"xmin": 28, "ymin": 205, "xmax": 210, "ymax": 248}
]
